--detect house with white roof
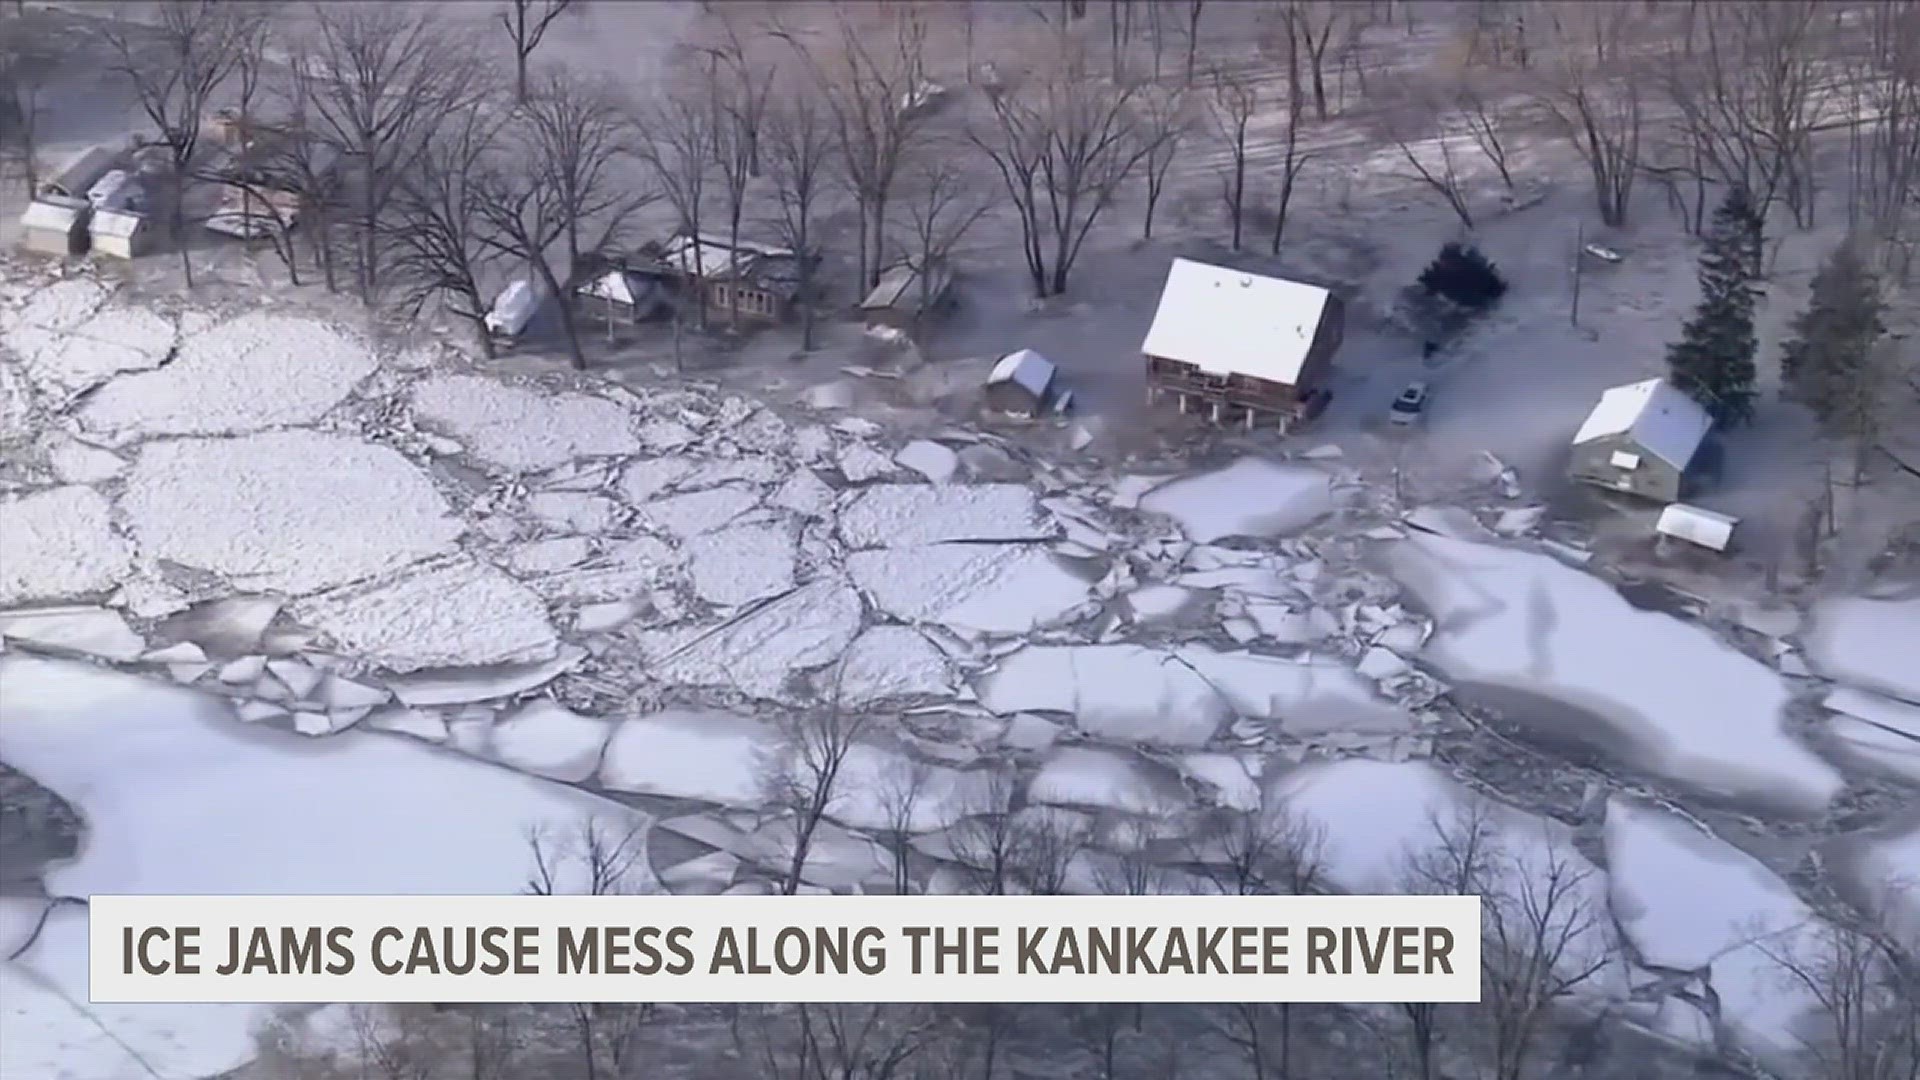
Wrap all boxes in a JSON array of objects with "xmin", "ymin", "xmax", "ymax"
[
  {"xmin": 1141, "ymin": 257, "xmax": 1344, "ymax": 429},
  {"xmin": 1568, "ymin": 378, "xmax": 1714, "ymax": 504}
]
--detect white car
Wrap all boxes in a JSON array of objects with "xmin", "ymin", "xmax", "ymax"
[{"xmin": 1389, "ymin": 381, "xmax": 1429, "ymax": 426}]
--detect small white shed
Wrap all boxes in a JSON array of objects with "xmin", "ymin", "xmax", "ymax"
[
  {"xmin": 1656, "ymin": 503, "xmax": 1738, "ymax": 552},
  {"xmin": 985, "ymin": 348, "xmax": 1059, "ymax": 416},
  {"xmin": 19, "ymin": 199, "xmax": 90, "ymax": 257},
  {"xmin": 485, "ymin": 278, "xmax": 544, "ymax": 339},
  {"xmin": 90, "ymin": 209, "xmax": 150, "ymax": 260}
]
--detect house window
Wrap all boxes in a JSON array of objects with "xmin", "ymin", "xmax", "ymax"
[{"xmin": 1609, "ymin": 451, "xmax": 1641, "ymax": 470}]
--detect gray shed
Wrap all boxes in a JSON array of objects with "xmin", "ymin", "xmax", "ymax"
[
  {"xmin": 861, "ymin": 261, "xmax": 953, "ymax": 331},
  {"xmin": 1569, "ymin": 378, "xmax": 1712, "ymax": 504},
  {"xmin": 985, "ymin": 348, "xmax": 1059, "ymax": 417},
  {"xmin": 19, "ymin": 199, "xmax": 90, "ymax": 257},
  {"xmin": 40, "ymin": 144, "xmax": 122, "ymax": 202}
]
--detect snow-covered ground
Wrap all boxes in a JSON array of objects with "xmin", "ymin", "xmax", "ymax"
[{"xmin": 0, "ymin": 260, "xmax": 1912, "ymax": 1079}]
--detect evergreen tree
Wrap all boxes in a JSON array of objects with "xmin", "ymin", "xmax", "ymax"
[
  {"xmin": 1780, "ymin": 239, "xmax": 1885, "ymax": 424},
  {"xmin": 1666, "ymin": 187, "xmax": 1764, "ymax": 425},
  {"xmin": 1780, "ymin": 239, "xmax": 1889, "ymax": 480}
]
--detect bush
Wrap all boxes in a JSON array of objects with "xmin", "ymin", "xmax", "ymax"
[{"xmin": 1418, "ymin": 243, "xmax": 1508, "ymax": 310}]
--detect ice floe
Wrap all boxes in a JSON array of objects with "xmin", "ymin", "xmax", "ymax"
[
  {"xmin": 121, "ymin": 431, "xmax": 464, "ymax": 596},
  {"xmin": 683, "ymin": 522, "xmax": 797, "ymax": 607},
  {"xmin": 490, "ymin": 699, "xmax": 614, "ymax": 782},
  {"xmin": 600, "ymin": 708, "xmax": 773, "ymax": 805},
  {"xmin": 1384, "ymin": 533, "xmax": 1843, "ymax": 811},
  {"xmin": 1804, "ymin": 595, "xmax": 1920, "ymax": 704},
  {"xmin": 0, "ymin": 656, "xmax": 648, "ymax": 1080},
  {"xmin": 834, "ymin": 625, "xmax": 955, "ymax": 706},
  {"xmin": 836, "ymin": 484, "xmax": 1055, "ymax": 548},
  {"xmin": 0, "ymin": 485, "xmax": 132, "ymax": 606},
  {"xmin": 409, "ymin": 375, "xmax": 640, "ymax": 471},
  {"xmin": 637, "ymin": 577, "xmax": 864, "ymax": 700},
  {"xmin": 76, "ymin": 312, "xmax": 376, "ymax": 444},
  {"xmin": 292, "ymin": 558, "xmax": 558, "ymax": 672},
  {"xmin": 1137, "ymin": 458, "xmax": 1335, "ymax": 542},
  {"xmin": 848, "ymin": 543, "xmax": 1093, "ymax": 636}
]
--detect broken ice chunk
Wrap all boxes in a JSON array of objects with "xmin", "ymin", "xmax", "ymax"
[
  {"xmin": 0, "ymin": 605, "xmax": 145, "ymax": 662},
  {"xmin": 894, "ymin": 440, "xmax": 960, "ymax": 483},
  {"xmin": 490, "ymin": 699, "xmax": 614, "ymax": 783}
]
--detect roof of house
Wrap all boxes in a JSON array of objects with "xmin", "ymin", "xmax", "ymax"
[
  {"xmin": 862, "ymin": 262, "xmax": 951, "ymax": 311},
  {"xmin": 660, "ymin": 232, "xmax": 797, "ymax": 280},
  {"xmin": 1573, "ymin": 378, "xmax": 1713, "ymax": 470},
  {"xmin": 20, "ymin": 201, "xmax": 85, "ymax": 230},
  {"xmin": 485, "ymin": 278, "xmax": 544, "ymax": 334},
  {"xmin": 577, "ymin": 268, "xmax": 654, "ymax": 306},
  {"xmin": 1140, "ymin": 258, "xmax": 1333, "ymax": 384},
  {"xmin": 45, "ymin": 145, "xmax": 120, "ymax": 193},
  {"xmin": 987, "ymin": 348, "xmax": 1055, "ymax": 398},
  {"xmin": 90, "ymin": 209, "xmax": 145, "ymax": 238}
]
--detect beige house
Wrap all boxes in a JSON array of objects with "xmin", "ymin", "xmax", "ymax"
[
  {"xmin": 19, "ymin": 199, "xmax": 89, "ymax": 257},
  {"xmin": 861, "ymin": 260, "xmax": 953, "ymax": 331},
  {"xmin": 1142, "ymin": 258, "xmax": 1344, "ymax": 430},
  {"xmin": 657, "ymin": 232, "xmax": 805, "ymax": 324},
  {"xmin": 1568, "ymin": 378, "xmax": 1713, "ymax": 504}
]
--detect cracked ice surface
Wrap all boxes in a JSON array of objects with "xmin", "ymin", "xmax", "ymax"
[
  {"xmin": 975, "ymin": 644, "xmax": 1410, "ymax": 747},
  {"xmin": 684, "ymin": 523, "xmax": 798, "ymax": 607},
  {"xmin": 1138, "ymin": 458, "xmax": 1335, "ymax": 542},
  {"xmin": 18, "ymin": 305, "xmax": 175, "ymax": 401},
  {"xmin": 1028, "ymin": 746, "xmax": 1191, "ymax": 815},
  {"xmin": 120, "ymin": 431, "xmax": 465, "ymax": 596},
  {"xmin": 636, "ymin": 577, "xmax": 864, "ymax": 700},
  {"xmin": 409, "ymin": 375, "xmax": 640, "ymax": 471},
  {"xmin": 836, "ymin": 484, "xmax": 1056, "ymax": 548},
  {"xmin": 639, "ymin": 484, "xmax": 764, "ymax": 538},
  {"xmin": 834, "ymin": 625, "xmax": 955, "ymax": 706},
  {"xmin": 0, "ymin": 486, "xmax": 132, "ymax": 606},
  {"xmin": 292, "ymin": 558, "xmax": 558, "ymax": 672},
  {"xmin": 1383, "ymin": 533, "xmax": 1844, "ymax": 811},
  {"xmin": 848, "ymin": 544, "xmax": 1094, "ymax": 636},
  {"xmin": 975, "ymin": 645, "xmax": 1232, "ymax": 747},
  {"xmin": 76, "ymin": 312, "xmax": 377, "ymax": 445},
  {"xmin": 0, "ymin": 656, "xmax": 648, "ymax": 1080},
  {"xmin": 1603, "ymin": 797, "xmax": 1827, "ymax": 1062}
]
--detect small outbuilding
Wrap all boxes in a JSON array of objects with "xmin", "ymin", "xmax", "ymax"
[
  {"xmin": 985, "ymin": 348, "xmax": 1063, "ymax": 417},
  {"xmin": 89, "ymin": 209, "xmax": 150, "ymax": 260},
  {"xmin": 19, "ymin": 199, "xmax": 90, "ymax": 257},
  {"xmin": 861, "ymin": 261, "xmax": 953, "ymax": 331},
  {"xmin": 1569, "ymin": 378, "xmax": 1713, "ymax": 504},
  {"xmin": 1142, "ymin": 257, "xmax": 1345, "ymax": 431},
  {"xmin": 575, "ymin": 266, "xmax": 665, "ymax": 323},
  {"xmin": 39, "ymin": 144, "xmax": 122, "ymax": 202},
  {"xmin": 1656, "ymin": 503, "xmax": 1738, "ymax": 553},
  {"xmin": 485, "ymin": 278, "xmax": 544, "ymax": 341}
]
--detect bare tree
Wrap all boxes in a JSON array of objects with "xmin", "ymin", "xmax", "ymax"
[
  {"xmin": 1845, "ymin": 0, "xmax": 1920, "ymax": 274},
  {"xmin": 1394, "ymin": 801, "xmax": 1502, "ymax": 1080},
  {"xmin": 763, "ymin": 668, "xmax": 872, "ymax": 897},
  {"xmin": 1664, "ymin": 1, "xmax": 1827, "ymax": 231},
  {"xmin": 1532, "ymin": 2, "xmax": 1644, "ymax": 227},
  {"xmin": 0, "ymin": 24, "xmax": 49, "ymax": 194},
  {"xmin": 296, "ymin": 6, "xmax": 483, "ymax": 301},
  {"xmin": 875, "ymin": 760, "xmax": 931, "ymax": 895},
  {"xmin": 520, "ymin": 71, "xmax": 644, "ymax": 276},
  {"xmin": 896, "ymin": 159, "xmax": 988, "ymax": 330},
  {"xmin": 1456, "ymin": 78, "xmax": 1519, "ymax": 193},
  {"xmin": 765, "ymin": 93, "xmax": 833, "ymax": 350},
  {"xmin": 105, "ymin": 1, "xmax": 250, "ymax": 286},
  {"xmin": 1261, "ymin": 1, "xmax": 1346, "ymax": 121},
  {"xmin": 1010, "ymin": 807, "xmax": 1089, "ymax": 895},
  {"xmin": 738, "ymin": 1002, "xmax": 946, "ymax": 1080},
  {"xmin": 498, "ymin": 0, "xmax": 574, "ymax": 104},
  {"xmin": 1376, "ymin": 77, "xmax": 1478, "ymax": 230},
  {"xmin": 1137, "ymin": 85, "xmax": 1190, "ymax": 240},
  {"xmin": 1757, "ymin": 909, "xmax": 1918, "ymax": 1080},
  {"xmin": 1209, "ymin": 68, "xmax": 1259, "ymax": 251},
  {"xmin": 969, "ymin": 40, "xmax": 1155, "ymax": 297},
  {"xmin": 776, "ymin": 2, "xmax": 932, "ymax": 294},
  {"xmin": 947, "ymin": 771, "xmax": 1022, "ymax": 895},
  {"xmin": 635, "ymin": 93, "xmax": 716, "ymax": 329},
  {"xmin": 1268, "ymin": 80, "xmax": 1314, "ymax": 253},
  {"xmin": 524, "ymin": 815, "xmax": 654, "ymax": 1080},
  {"xmin": 1179, "ymin": 0, "xmax": 1207, "ymax": 87},
  {"xmin": 470, "ymin": 138, "xmax": 588, "ymax": 368},
  {"xmin": 389, "ymin": 100, "xmax": 502, "ymax": 356}
]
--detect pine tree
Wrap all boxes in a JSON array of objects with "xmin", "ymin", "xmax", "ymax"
[
  {"xmin": 1666, "ymin": 187, "xmax": 1764, "ymax": 426},
  {"xmin": 1780, "ymin": 239, "xmax": 1888, "ymax": 479}
]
